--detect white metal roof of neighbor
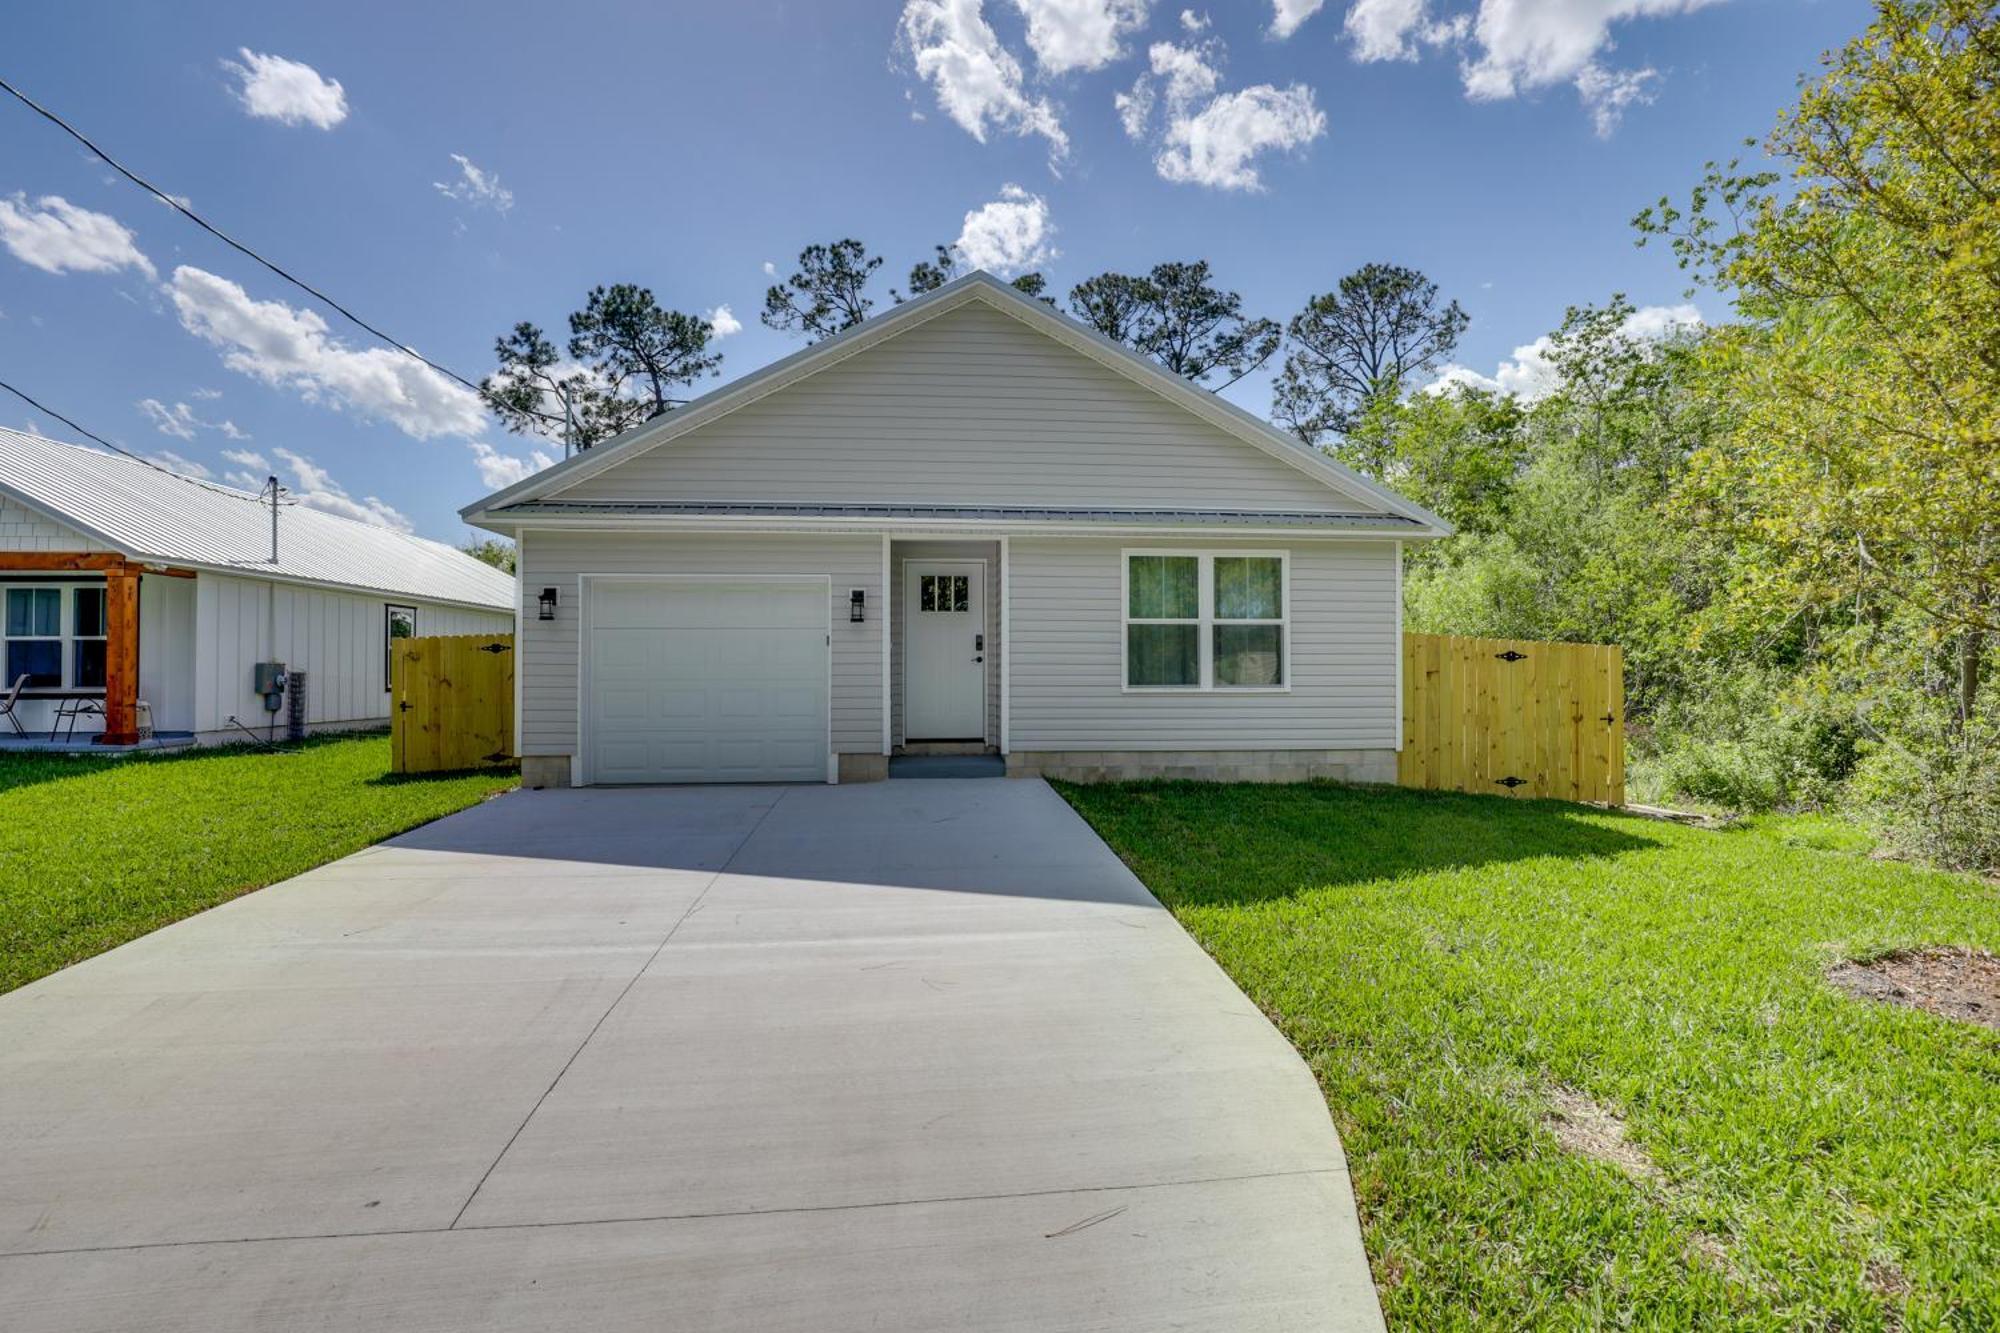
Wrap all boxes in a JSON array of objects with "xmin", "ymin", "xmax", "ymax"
[{"xmin": 0, "ymin": 429, "xmax": 515, "ymax": 610}]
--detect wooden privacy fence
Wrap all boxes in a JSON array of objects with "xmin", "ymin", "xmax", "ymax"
[
  {"xmin": 1400, "ymin": 633, "xmax": 1625, "ymax": 804},
  {"xmin": 390, "ymin": 634, "xmax": 515, "ymax": 774}
]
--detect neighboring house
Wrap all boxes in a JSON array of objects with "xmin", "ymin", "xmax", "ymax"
[
  {"xmin": 0, "ymin": 430, "xmax": 515, "ymax": 745},
  {"xmin": 463, "ymin": 271, "xmax": 1452, "ymax": 788}
]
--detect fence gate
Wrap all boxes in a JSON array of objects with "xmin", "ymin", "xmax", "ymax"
[
  {"xmin": 1399, "ymin": 633, "xmax": 1624, "ymax": 804},
  {"xmin": 390, "ymin": 634, "xmax": 515, "ymax": 774}
]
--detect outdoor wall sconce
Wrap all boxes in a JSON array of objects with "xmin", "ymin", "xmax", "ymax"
[
  {"xmin": 850, "ymin": 588, "xmax": 866, "ymax": 623},
  {"xmin": 538, "ymin": 587, "xmax": 559, "ymax": 621}
]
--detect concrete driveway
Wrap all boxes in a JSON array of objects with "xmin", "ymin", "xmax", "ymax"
[{"xmin": 0, "ymin": 779, "xmax": 1381, "ymax": 1332}]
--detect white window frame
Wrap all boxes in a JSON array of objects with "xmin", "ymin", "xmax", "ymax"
[
  {"xmin": 1120, "ymin": 549, "xmax": 1290, "ymax": 694},
  {"xmin": 2, "ymin": 582, "xmax": 106, "ymax": 693},
  {"xmin": 385, "ymin": 604, "xmax": 417, "ymax": 692}
]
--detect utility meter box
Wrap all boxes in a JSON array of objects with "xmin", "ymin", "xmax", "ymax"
[{"xmin": 254, "ymin": 661, "xmax": 288, "ymax": 712}]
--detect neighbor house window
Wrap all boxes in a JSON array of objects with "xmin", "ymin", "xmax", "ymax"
[
  {"xmin": 1123, "ymin": 552, "xmax": 1286, "ymax": 691},
  {"xmin": 385, "ymin": 605, "xmax": 416, "ymax": 691},
  {"xmin": 4, "ymin": 584, "xmax": 110, "ymax": 690},
  {"xmin": 72, "ymin": 586, "xmax": 107, "ymax": 689}
]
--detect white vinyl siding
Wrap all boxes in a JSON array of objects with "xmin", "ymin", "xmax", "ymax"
[
  {"xmin": 518, "ymin": 531, "xmax": 883, "ymax": 759},
  {"xmin": 190, "ymin": 574, "xmax": 512, "ymax": 734},
  {"xmin": 1009, "ymin": 537, "xmax": 1399, "ymax": 751},
  {"xmin": 550, "ymin": 303, "xmax": 1380, "ymax": 515},
  {"xmin": 890, "ymin": 540, "xmax": 1000, "ymax": 748},
  {"xmin": 139, "ymin": 575, "xmax": 196, "ymax": 734}
]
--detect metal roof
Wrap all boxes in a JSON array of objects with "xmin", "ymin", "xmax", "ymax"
[
  {"xmin": 492, "ymin": 499, "xmax": 1426, "ymax": 529},
  {"xmin": 0, "ymin": 430, "xmax": 515, "ymax": 609}
]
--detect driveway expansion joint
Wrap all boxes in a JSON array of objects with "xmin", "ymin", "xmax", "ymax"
[
  {"xmin": 443, "ymin": 788, "xmax": 792, "ymax": 1230},
  {"xmin": 0, "ymin": 1166, "xmax": 1353, "ymax": 1260}
]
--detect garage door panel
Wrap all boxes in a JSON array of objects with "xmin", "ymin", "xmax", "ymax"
[{"xmin": 585, "ymin": 580, "xmax": 830, "ymax": 785}]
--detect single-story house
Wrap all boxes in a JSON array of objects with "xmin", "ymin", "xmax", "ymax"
[
  {"xmin": 463, "ymin": 271, "xmax": 1452, "ymax": 788},
  {"xmin": 0, "ymin": 429, "xmax": 515, "ymax": 745}
]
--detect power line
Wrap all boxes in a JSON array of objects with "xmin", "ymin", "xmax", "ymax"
[
  {"xmin": 0, "ymin": 377, "xmax": 294, "ymax": 503},
  {"xmin": 0, "ymin": 73, "xmax": 484, "ymax": 397}
]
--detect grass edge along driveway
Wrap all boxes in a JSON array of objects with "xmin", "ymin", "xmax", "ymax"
[
  {"xmin": 0, "ymin": 732, "xmax": 516, "ymax": 996},
  {"xmin": 1058, "ymin": 780, "xmax": 2000, "ymax": 1331}
]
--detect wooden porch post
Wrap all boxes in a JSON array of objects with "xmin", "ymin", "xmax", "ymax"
[{"xmin": 97, "ymin": 568, "xmax": 140, "ymax": 745}]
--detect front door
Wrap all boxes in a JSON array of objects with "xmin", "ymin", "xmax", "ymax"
[{"xmin": 904, "ymin": 561, "xmax": 986, "ymax": 740}]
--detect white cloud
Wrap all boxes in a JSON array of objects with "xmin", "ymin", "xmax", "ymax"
[
  {"xmin": 467, "ymin": 440, "xmax": 556, "ymax": 490},
  {"xmin": 147, "ymin": 450, "xmax": 213, "ymax": 479},
  {"xmin": 273, "ymin": 447, "xmax": 410, "ymax": 531},
  {"xmin": 1427, "ymin": 302, "xmax": 1703, "ymax": 400},
  {"xmin": 898, "ymin": 0, "xmax": 1069, "ymax": 161},
  {"xmin": 1158, "ymin": 85, "xmax": 1325, "ymax": 190},
  {"xmin": 434, "ymin": 154, "xmax": 514, "ymax": 213},
  {"xmin": 0, "ymin": 194, "xmax": 155, "ymax": 279},
  {"xmin": 169, "ymin": 266, "xmax": 486, "ymax": 441},
  {"xmin": 222, "ymin": 49, "xmax": 349, "ymax": 129},
  {"xmin": 1574, "ymin": 62, "xmax": 1659, "ymax": 135},
  {"xmin": 138, "ymin": 397, "xmax": 252, "ymax": 443},
  {"xmin": 706, "ymin": 304, "xmax": 742, "ymax": 339},
  {"xmin": 138, "ymin": 399, "xmax": 199, "ymax": 441},
  {"xmin": 191, "ymin": 386, "xmax": 223, "ymax": 400},
  {"xmin": 1327, "ymin": 0, "xmax": 1717, "ymax": 132},
  {"xmin": 954, "ymin": 184, "xmax": 1057, "ymax": 276},
  {"xmin": 1270, "ymin": 0, "xmax": 1326, "ymax": 38},
  {"xmin": 762, "ymin": 260, "xmax": 778, "ymax": 277},
  {"xmin": 1343, "ymin": 0, "xmax": 1467, "ymax": 61},
  {"xmin": 1009, "ymin": 0, "xmax": 1151, "ymax": 75},
  {"xmin": 1181, "ymin": 9, "xmax": 1210, "ymax": 31},
  {"xmin": 221, "ymin": 447, "xmax": 269, "ymax": 471},
  {"xmin": 1123, "ymin": 40, "xmax": 1324, "ymax": 191},
  {"xmin": 1459, "ymin": 0, "xmax": 1715, "ymax": 128}
]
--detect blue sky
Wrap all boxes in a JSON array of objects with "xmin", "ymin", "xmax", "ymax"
[{"xmin": 3, "ymin": 0, "xmax": 1868, "ymax": 542}]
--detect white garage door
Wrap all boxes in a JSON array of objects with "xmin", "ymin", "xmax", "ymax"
[{"xmin": 584, "ymin": 579, "xmax": 829, "ymax": 785}]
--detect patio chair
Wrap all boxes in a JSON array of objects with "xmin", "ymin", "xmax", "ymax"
[{"xmin": 0, "ymin": 674, "xmax": 26, "ymax": 737}]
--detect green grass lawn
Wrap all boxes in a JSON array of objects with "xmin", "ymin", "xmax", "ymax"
[
  {"xmin": 0, "ymin": 733, "xmax": 516, "ymax": 995},
  {"xmin": 1059, "ymin": 781, "xmax": 2000, "ymax": 1331}
]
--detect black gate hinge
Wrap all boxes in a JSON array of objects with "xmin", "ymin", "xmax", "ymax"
[
  {"xmin": 1495, "ymin": 650, "xmax": 1527, "ymax": 662},
  {"xmin": 1495, "ymin": 775, "xmax": 1527, "ymax": 789}
]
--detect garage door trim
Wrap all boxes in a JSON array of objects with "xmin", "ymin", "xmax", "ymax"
[{"xmin": 578, "ymin": 572, "xmax": 834, "ymax": 786}]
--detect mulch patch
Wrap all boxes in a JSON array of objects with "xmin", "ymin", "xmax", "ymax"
[{"xmin": 1828, "ymin": 947, "xmax": 2000, "ymax": 1032}]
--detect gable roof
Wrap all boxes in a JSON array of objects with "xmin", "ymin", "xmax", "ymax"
[
  {"xmin": 462, "ymin": 271, "xmax": 1451, "ymax": 538},
  {"xmin": 0, "ymin": 429, "xmax": 515, "ymax": 610}
]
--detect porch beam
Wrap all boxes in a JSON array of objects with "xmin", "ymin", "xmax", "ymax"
[
  {"xmin": 95, "ymin": 568, "xmax": 141, "ymax": 745},
  {"xmin": 0, "ymin": 552, "xmax": 130, "ymax": 572},
  {"xmin": 0, "ymin": 552, "xmax": 195, "ymax": 577}
]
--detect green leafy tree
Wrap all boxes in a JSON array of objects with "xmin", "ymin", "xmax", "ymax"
[
  {"xmin": 1636, "ymin": 0, "xmax": 1999, "ymax": 720},
  {"xmin": 1366, "ymin": 384, "xmax": 1529, "ymax": 536},
  {"xmin": 1272, "ymin": 263, "xmax": 1468, "ymax": 446},
  {"xmin": 1065, "ymin": 261, "xmax": 1279, "ymax": 391},
  {"xmin": 459, "ymin": 537, "xmax": 517, "ymax": 574},
  {"xmin": 896, "ymin": 243, "xmax": 1054, "ymax": 304},
  {"xmin": 762, "ymin": 239, "xmax": 883, "ymax": 342},
  {"xmin": 480, "ymin": 322, "xmax": 594, "ymax": 449},
  {"xmin": 481, "ymin": 285, "xmax": 722, "ymax": 452}
]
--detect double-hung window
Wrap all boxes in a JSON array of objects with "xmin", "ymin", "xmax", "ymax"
[
  {"xmin": 3, "ymin": 584, "xmax": 106, "ymax": 690},
  {"xmin": 1123, "ymin": 552, "xmax": 1287, "ymax": 691}
]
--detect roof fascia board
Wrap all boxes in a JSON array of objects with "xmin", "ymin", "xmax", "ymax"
[
  {"xmin": 150, "ymin": 558, "xmax": 516, "ymax": 611},
  {"xmin": 472, "ymin": 513, "xmax": 1439, "ymax": 542}
]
